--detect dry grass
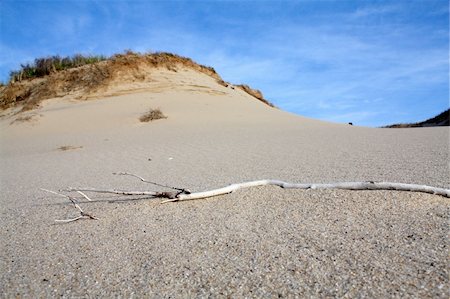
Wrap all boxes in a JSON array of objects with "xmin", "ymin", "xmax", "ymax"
[
  {"xmin": 0, "ymin": 62, "xmax": 110, "ymax": 111},
  {"xmin": 10, "ymin": 115, "xmax": 34, "ymax": 124},
  {"xmin": 139, "ymin": 108, "xmax": 167, "ymax": 122},
  {"xmin": 9, "ymin": 54, "xmax": 107, "ymax": 83},
  {"xmin": 236, "ymin": 84, "xmax": 275, "ymax": 108},
  {"xmin": 9, "ymin": 113, "xmax": 43, "ymax": 125}
]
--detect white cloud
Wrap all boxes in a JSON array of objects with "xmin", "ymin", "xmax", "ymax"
[{"xmin": 352, "ymin": 5, "xmax": 400, "ymax": 18}]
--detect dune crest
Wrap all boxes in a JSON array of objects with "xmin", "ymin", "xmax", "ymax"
[{"xmin": 0, "ymin": 52, "xmax": 273, "ymax": 113}]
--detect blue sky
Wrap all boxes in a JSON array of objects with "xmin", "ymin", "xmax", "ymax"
[{"xmin": 1, "ymin": 0, "xmax": 448, "ymax": 127}]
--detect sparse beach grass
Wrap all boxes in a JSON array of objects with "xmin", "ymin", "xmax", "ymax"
[{"xmin": 139, "ymin": 108, "xmax": 167, "ymax": 122}]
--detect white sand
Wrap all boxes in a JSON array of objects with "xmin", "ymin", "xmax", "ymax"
[{"xmin": 1, "ymin": 67, "xmax": 449, "ymax": 297}]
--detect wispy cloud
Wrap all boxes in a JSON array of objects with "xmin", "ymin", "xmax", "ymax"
[
  {"xmin": 352, "ymin": 5, "xmax": 400, "ymax": 18},
  {"xmin": 206, "ymin": 4, "xmax": 448, "ymax": 126}
]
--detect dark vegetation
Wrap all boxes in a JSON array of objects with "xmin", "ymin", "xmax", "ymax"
[
  {"xmin": 383, "ymin": 109, "xmax": 449, "ymax": 128},
  {"xmin": 9, "ymin": 54, "xmax": 107, "ymax": 82}
]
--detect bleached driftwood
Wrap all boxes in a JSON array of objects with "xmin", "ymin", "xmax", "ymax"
[
  {"xmin": 42, "ymin": 173, "xmax": 450, "ymax": 223},
  {"xmin": 67, "ymin": 178, "xmax": 450, "ymax": 202},
  {"xmin": 160, "ymin": 180, "xmax": 450, "ymax": 203}
]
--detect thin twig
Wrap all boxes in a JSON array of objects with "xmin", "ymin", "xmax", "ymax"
[
  {"xmin": 77, "ymin": 191, "xmax": 92, "ymax": 201},
  {"xmin": 66, "ymin": 187, "xmax": 159, "ymax": 196},
  {"xmin": 40, "ymin": 188, "xmax": 68, "ymax": 198},
  {"xmin": 55, "ymin": 216, "xmax": 84, "ymax": 223},
  {"xmin": 41, "ymin": 188, "xmax": 83, "ymax": 212},
  {"xmin": 113, "ymin": 172, "xmax": 190, "ymax": 193},
  {"xmin": 40, "ymin": 188, "xmax": 99, "ymax": 222}
]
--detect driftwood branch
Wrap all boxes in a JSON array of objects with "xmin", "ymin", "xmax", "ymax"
[
  {"xmin": 43, "ymin": 173, "xmax": 450, "ymax": 223},
  {"xmin": 160, "ymin": 180, "xmax": 450, "ymax": 203},
  {"xmin": 68, "ymin": 179, "xmax": 450, "ymax": 203}
]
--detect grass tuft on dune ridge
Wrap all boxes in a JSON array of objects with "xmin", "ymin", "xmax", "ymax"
[{"xmin": 9, "ymin": 54, "xmax": 108, "ymax": 83}]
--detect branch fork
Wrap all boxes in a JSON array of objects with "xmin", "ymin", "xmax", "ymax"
[{"xmin": 40, "ymin": 188, "xmax": 99, "ymax": 223}]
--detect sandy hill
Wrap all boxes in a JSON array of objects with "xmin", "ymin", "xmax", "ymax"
[
  {"xmin": 0, "ymin": 52, "xmax": 449, "ymax": 297},
  {"xmin": 1, "ymin": 52, "xmax": 284, "ymax": 136},
  {"xmin": 0, "ymin": 52, "xmax": 272, "ymax": 112}
]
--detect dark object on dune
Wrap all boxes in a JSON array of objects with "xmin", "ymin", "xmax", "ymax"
[
  {"xmin": 383, "ymin": 109, "xmax": 449, "ymax": 128},
  {"xmin": 348, "ymin": 122, "xmax": 353, "ymax": 126}
]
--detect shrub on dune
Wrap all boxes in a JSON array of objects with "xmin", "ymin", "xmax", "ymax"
[{"xmin": 139, "ymin": 108, "xmax": 167, "ymax": 122}]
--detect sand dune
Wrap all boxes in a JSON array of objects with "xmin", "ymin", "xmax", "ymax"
[{"xmin": 1, "ymin": 62, "xmax": 449, "ymax": 297}]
